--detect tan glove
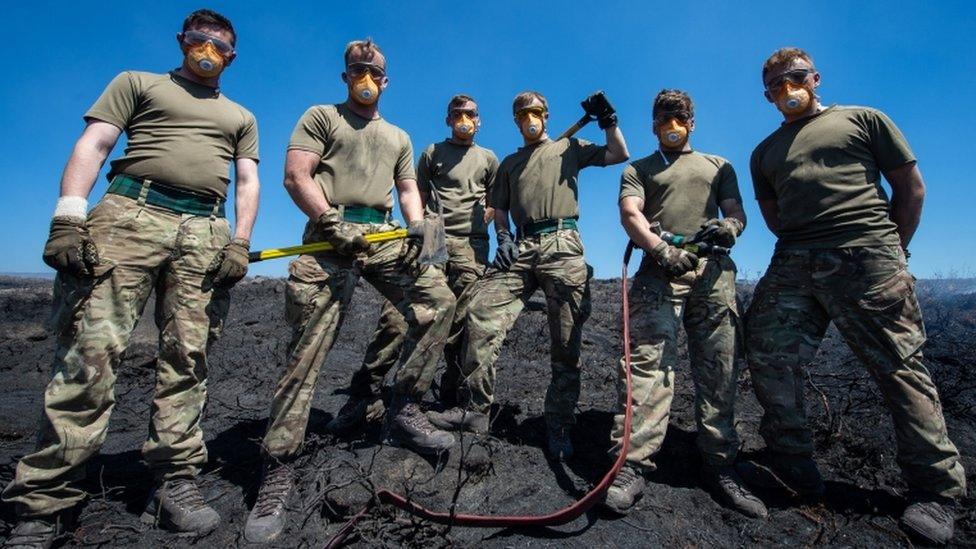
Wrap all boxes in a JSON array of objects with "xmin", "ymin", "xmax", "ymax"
[
  {"xmin": 43, "ymin": 217, "xmax": 100, "ymax": 277},
  {"xmin": 649, "ymin": 241, "xmax": 698, "ymax": 278},
  {"xmin": 208, "ymin": 238, "xmax": 250, "ymax": 288},
  {"xmin": 315, "ymin": 210, "xmax": 370, "ymax": 255},
  {"xmin": 697, "ymin": 217, "xmax": 743, "ymax": 248}
]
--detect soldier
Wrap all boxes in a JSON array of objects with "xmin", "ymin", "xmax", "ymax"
[
  {"xmin": 243, "ymin": 39, "xmax": 457, "ymax": 544},
  {"xmin": 601, "ymin": 90, "xmax": 766, "ymax": 518},
  {"xmin": 327, "ymin": 94, "xmax": 499, "ymax": 434},
  {"xmin": 453, "ymin": 91, "xmax": 629, "ymax": 458},
  {"xmin": 744, "ymin": 47, "xmax": 966, "ymax": 545},
  {"xmin": 2, "ymin": 9, "xmax": 260, "ymax": 545}
]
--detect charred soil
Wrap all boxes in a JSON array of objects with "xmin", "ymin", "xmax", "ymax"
[{"xmin": 0, "ymin": 275, "xmax": 974, "ymax": 547}]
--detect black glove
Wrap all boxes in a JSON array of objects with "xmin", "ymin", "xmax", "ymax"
[
  {"xmin": 43, "ymin": 217, "xmax": 100, "ymax": 277},
  {"xmin": 400, "ymin": 220, "xmax": 425, "ymax": 276},
  {"xmin": 492, "ymin": 228, "xmax": 519, "ymax": 270},
  {"xmin": 315, "ymin": 210, "xmax": 370, "ymax": 255},
  {"xmin": 649, "ymin": 241, "xmax": 698, "ymax": 278},
  {"xmin": 696, "ymin": 218, "xmax": 743, "ymax": 248},
  {"xmin": 207, "ymin": 238, "xmax": 250, "ymax": 288},
  {"xmin": 581, "ymin": 91, "xmax": 618, "ymax": 129}
]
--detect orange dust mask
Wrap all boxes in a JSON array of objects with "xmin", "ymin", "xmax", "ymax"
[
  {"xmin": 776, "ymin": 81, "xmax": 813, "ymax": 115},
  {"xmin": 349, "ymin": 73, "xmax": 380, "ymax": 105},
  {"xmin": 185, "ymin": 42, "xmax": 225, "ymax": 78},
  {"xmin": 518, "ymin": 111, "xmax": 545, "ymax": 140},
  {"xmin": 453, "ymin": 114, "xmax": 477, "ymax": 139},
  {"xmin": 657, "ymin": 118, "xmax": 689, "ymax": 150}
]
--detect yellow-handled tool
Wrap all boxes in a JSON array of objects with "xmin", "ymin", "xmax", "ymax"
[{"xmin": 248, "ymin": 229, "xmax": 408, "ymax": 263}]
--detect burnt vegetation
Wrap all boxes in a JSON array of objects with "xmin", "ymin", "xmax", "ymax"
[{"xmin": 0, "ymin": 275, "xmax": 973, "ymax": 547}]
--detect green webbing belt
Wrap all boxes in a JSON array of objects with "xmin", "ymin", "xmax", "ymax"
[
  {"xmin": 339, "ymin": 205, "xmax": 390, "ymax": 224},
  {"xmin": 107, "ymin": 175, "xmax": 225, "ymax": 217},
  {"xmin": 520, "ymin": 217, "xmax": 579, "ymax": 238}
]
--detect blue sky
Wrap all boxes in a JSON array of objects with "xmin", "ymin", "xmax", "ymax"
[{"xmin": 2, "ymin": 1, "xmax": 974, "ymax": 279}]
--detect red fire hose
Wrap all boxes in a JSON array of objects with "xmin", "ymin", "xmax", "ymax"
[{"xmin": 325, "ymin": 242, "xmax": 638, "ymax": 547}]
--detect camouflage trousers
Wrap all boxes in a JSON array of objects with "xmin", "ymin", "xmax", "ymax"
[
  {"xmin": 261, "ymin": 220, "xmax": 457, "ymax": 459},
  {"xmin": 611, "ymin": 255, "xmax": 741, "ymax": 470},
  {"xmin": 460, "ymin": 229, "xmax": 592, "ymax": 429},
  {"xmin": 3, "ymin": 193, "xmax": 231, "ymax": 518},
  {"xmin": 349, "ymin": 235, "xmax": 489, "ymax": 400},
  {"xmin": 745, "ymin": 245, "xmax": 966, "ymax": 499}
]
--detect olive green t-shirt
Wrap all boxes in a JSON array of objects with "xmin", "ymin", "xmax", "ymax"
[
  {"xmin": 417, "ymin": 140, "xmax": 498, "ymax": 237},
  {"xmin": 85, "ymin": 71, "xmax": 259, "ymax": 198},
  {"xmin": 619, "ymin": 150, "xmax": 742, "ymax": 238},
  {"xmin": 491, "ymin": 137, "xmax": 607, "ymax": 228},
  {"xmin": 288, "ymin": 103, "xmax": 415, "ymax": 211},
  {"xmin": 750, "ymin": 105, "xmax": 914, "ymax": 249}
]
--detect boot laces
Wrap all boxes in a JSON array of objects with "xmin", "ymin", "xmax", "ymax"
[
  {"xmin": 401, "ymin": 403, "xmax": 435, "ymax": 434},
  {"xmin": 613, "ymin": 466, "xmax": 641, "ymax": 491},
  {"xmin": 254, "ymin": 465, "xmax": 292, "ymax": 517},
  {"xmin": 167, "ymin": 479, "xmax": 207, "ymax": 511}
]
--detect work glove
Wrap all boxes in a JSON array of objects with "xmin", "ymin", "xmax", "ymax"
[
  {"xmin": 492, "ymin": 228, "xmax": 519, "ymax": 271},
  {"xmin": 43, "ymin": 216, "xmax": 100, "ymax": 277},
  {"xmin": 315, "ymin": 210, "xmax": 370, "ymax": 255},
  {"xmin": 400, "ymin": 220, "xmax": 425, "ymax": 276},
  {"xmin": 581, "ymin": 91, "xmax": 618, "ymax": 129},
  {"xmin": 207, "ymin": 238, "xmax": 250, "ymax": 288},
  {"xmin": 649, "ymin": 241, "xmax": 698, "ymax": 278},
  {"xmin": 696, "ymin": 217, "xmax": 743, "ymax": 248}
]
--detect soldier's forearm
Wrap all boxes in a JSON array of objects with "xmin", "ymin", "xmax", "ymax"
[
  {"xmin": 233, "ymin": 160, "xmax": 260, "ymax": 242},
  {"xmin": 493, "ymin": 208, "xmax": 511, "ymax": 234},
  {"xmin": 59, "ymin": 122, "xmax": 120, "ymax": 201},
  {"xmin": 620, "ymin": 207, "xmax": 663, "ymax": 253}
]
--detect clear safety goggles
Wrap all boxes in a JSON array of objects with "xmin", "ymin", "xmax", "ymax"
[{"xmin": 181, "ymin": 30, "xmax": 234, "ymax": 55}]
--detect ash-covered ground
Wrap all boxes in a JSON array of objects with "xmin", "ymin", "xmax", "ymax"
[{"xmin": 0, "ymin": 274, "xmax": 974, "ymax": 547}]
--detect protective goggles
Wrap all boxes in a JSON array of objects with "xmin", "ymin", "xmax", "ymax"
[
  {"xmin": 181, "ymin": 30, "xmax": 234, "ymax": 55},
  {"xmin": 515, "ymin": 106, "xmax": 547, "ymax": 118},
  {"xmin": 653, "ymin": 110, "xmax": 691, "ymax": 124},
  {"xmin": 450, "ymin": 108, "xmax": 479, "ymax": 119},
  {"xmin": 764, "ymin": 68, "xmax": 815, "ymax": 92},
  {"xmin": 346, "ymin": 62, "xmax": 386, "ymax": 78}
]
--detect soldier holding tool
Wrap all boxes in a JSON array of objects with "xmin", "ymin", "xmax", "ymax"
[
  {"xmin": 743, "ymin": 47, "xmax": 966, "ymax": 545},
  {"xmin": 3, "ymin": 9, "xmax": 259, "ymax": 545},
  {"xmin": 327, "ymin": 94, "xmax": 499, "ymax": 434},
  {"xmin": 244, "ymin": 39, "xmax": 457, "ymax": 544},
  {"xmin": 452, "ymin": 91, "xmax": 629, "ymax": 459},
  {"xmin": 601, "ymin": 89, "xmax": 765, "ymax": 518}
]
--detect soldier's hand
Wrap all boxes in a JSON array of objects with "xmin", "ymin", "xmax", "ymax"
[
  {"xmin": 43, "ymin": 216, "xmax": 100, "ymax": 277},
  {"xmin": 316, "ymin": 210, "xmax": 370, "ymax": 255},
  {"xmin": 581, "ymin": 91, "xmax": 618, "ymax": 129},
  {"xmin": 208, "ymin": 238, "xmax": 250, "ymax": 288},
  {"xmin": 400, "ymin": 220, "xmax": 425, "ymax": 276},
  {"xmin": 696, "ymin": 218, "xmax": 742, "ymax": 248},
  {"xmin": 650, "ymin": 241, "xmax": 698, "ymax": 278},
  {"xmin": 492, "ymin": 228, "xmax": 519, "ymax": 271}
]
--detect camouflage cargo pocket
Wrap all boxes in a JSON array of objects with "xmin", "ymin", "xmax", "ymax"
[
  {"xmin": 856, "ymin": 269, "xmax": 926, "ymax": 361},
  {"xmin": 285, "ymin": 255, "xmax": 333, "ymax": 329}
]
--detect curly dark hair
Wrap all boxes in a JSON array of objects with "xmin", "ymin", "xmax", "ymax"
[{"xmin": 652, "ymin": 89, "xmax": 693, "ymax": 120}]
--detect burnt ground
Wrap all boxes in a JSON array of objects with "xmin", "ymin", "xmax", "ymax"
[{"xmin": 0, "ymin": 274, "xmax": 974, "ymax": 548}]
